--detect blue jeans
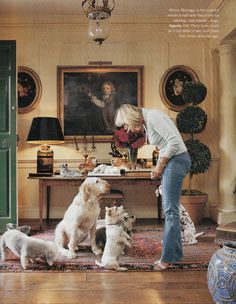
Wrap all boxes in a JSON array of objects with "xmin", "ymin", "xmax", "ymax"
[{"xmin": 160, "ymin": 152, "xmax": 191, "ymax": 263}]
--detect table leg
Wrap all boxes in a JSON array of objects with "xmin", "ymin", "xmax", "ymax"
[
  {"xmin": 46, "ymin": 186, "xmax": 51, "ymax": 222},
  {"xmin": 39, "ymin": 180, "xmax": 45, "ymax": 229}
]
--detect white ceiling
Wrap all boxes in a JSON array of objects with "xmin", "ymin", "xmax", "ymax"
[{"xmin": 0, "ymin": 0, "xmax": 221, "ymax": 18}]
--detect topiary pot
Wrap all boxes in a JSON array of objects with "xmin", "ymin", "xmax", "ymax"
[{"xmin": 180, "ymin": 194, "xmax": 207, "ymax": 225}]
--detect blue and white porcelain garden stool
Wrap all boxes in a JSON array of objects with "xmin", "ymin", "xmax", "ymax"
[{"xmin": 207, "ymin": 242, "xmax": 236, "ymax": 304}]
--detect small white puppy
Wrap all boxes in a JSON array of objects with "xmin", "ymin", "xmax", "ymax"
[
  {"xmin": 95, "ymin": 206, "xmax": 132, "ymax": 271},
  {"xmin": 96, "ymin": 207, "xmax": 136, "ymax": 249},
  {"xmin": 0, "ymin": 230, "xmax": 58, "ymax": 269},
  {"xmin": 55, "ymin": 177, "xmax": 110, "ymax": 259}
]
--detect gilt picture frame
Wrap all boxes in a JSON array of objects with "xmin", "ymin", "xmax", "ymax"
[
  {"xmin": 57, "ymin": 65, "xmax": 144, "ymax": 142},
  {"xmin": 18, "ymin": 66, "xmax": 42, "ymax": 114},
  {"xmin": 159, "ymin": 65, "xmax": 199, "ymax": 112}
]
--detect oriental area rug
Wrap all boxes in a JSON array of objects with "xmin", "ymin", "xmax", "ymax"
[{"xmin": 0, "ymin": 224, "xmax": 219, "ymax": 272}]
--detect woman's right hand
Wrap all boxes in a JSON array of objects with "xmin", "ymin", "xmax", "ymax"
[
  {"xmin": 151, "ymin": 158, "xmax": 168, "ymax": 179},
  {"xmin": 151, "ymin": 165, "xmax": 164, "ymax": 179}
]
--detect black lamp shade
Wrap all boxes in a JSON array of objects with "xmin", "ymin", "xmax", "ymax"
[{"xmin": 27, "ymin": 117, "xmax": 65, "ymax": 144}]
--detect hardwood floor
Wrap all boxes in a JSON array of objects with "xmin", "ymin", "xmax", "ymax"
[{"xmin": 0, "ymin": 271, "xmax": 214, "ymax": 304}]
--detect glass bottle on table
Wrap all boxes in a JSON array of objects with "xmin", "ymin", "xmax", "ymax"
[{"xmin": 152, "ymin": 146, "xmax": 159, "ymax": 166}]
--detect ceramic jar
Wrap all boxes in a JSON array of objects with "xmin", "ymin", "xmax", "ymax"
[{"xmin": 207, "ymin": 242, "xmax": 236, "ymax": 303}]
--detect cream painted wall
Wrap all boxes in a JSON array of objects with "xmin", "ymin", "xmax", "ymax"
[{"xmin": 0, "ymin": 22, "xmax": 219, "ymax": 220}]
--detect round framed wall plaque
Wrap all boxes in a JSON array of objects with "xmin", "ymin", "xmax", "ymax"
[
  {"xmin": 159, "ymin": 65, "xmax": 199, "ymax": 112},
  {"xmin": 18, "ymin": 66, "xmax": 42, "ymax": 114}
]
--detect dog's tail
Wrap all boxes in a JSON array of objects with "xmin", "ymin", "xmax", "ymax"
[
  {"xmin": 195, "ymin": 231, "xmax": 204, "ymax": 238},
  {"xmin": 186, "ymin": 231, "xmax": 205, "ymax": 245}
]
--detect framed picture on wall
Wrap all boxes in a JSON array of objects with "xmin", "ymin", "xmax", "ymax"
[
  {"xmin": 18, "ymin": 66, "xmax": 42, "ymax": 114},
  {"xmin": 159, "ymin": 65, "xmax": 199, "ymax": 112},
  {"xmin": 57, "ymin": 65, "xmax": 144, "ymax": 142}
]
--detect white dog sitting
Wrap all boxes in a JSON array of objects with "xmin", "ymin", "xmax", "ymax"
[
  {"xmin": 0, "ymin": 230, "xmax": 58, "ymax": 269},
  {"xmin": 54, "ymin": 177, "xmax": 110, "ymax": 259},
  {"xmin": 95, "ymin": 206, "xmax": 132, "ymax": 271},
  {"xmin": 96, "ymin": 206, "xmax": 136, "ymax": 249},
  {"xmin": 155, "ymin": 186, "xmax": 203, "ymax": 245},
  {"xmin": 179, "ymin": 204, "xmax": 204, "ymax": 244}
]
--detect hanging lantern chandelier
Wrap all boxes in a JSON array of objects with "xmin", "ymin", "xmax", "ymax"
[{"xmin": 82, "ymin": 0, "xmax": 115, "ymax": 46}]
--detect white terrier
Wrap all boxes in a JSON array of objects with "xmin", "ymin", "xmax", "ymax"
[
  {"xmin": 55, "ymin": 177, "xmax": 110, "ymax": 259},
  {"xmin": 0, "ymin": 230, "xmax": 58, "ymax": 269},
  {"xmin": 95, "ymin": 206, "xmax": 132, "ymax": 271},
  {"xmin": 96, "ymin": 207, "xmax": 136, "ymax": 249}
]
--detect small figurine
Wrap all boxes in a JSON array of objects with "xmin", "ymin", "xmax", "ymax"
[
  {"xmin": 78, "ymin": 157, "xmax": 97, "ymax": 175},
  {"xmin": 109, "ymin": 142, "xmax": 123, "ymax": 158},
  {"xmin": 59, "ymin": 163, "xmax": 82, "ymax": 177}
]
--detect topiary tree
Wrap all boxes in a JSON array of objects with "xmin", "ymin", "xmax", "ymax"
[{"xmin": 176, "ymin": 81, "xmax": 211, "ymax": 195}]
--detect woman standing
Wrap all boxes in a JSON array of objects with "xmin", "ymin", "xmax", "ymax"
[{"xmin": 114, "ymin": 104, "xmax": 191, "ymax": 270}]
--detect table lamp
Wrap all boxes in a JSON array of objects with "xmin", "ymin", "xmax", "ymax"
[{"xmin": 27, "ymin": 117, "xmax": 65, "ymax": 174}]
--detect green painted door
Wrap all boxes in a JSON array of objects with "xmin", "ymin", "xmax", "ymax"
[{"xmin": 0, "ymin": 41, "xmax": 17, "ymax": 233}]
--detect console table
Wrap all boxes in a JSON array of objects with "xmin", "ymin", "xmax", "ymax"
[{"xmin": 28, "ymin": 174, "xmax": 161, "ymax": 228}]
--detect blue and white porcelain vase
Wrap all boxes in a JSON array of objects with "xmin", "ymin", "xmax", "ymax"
[{"xmin": 207, "ymin": 242, "xmax": 236, "ymax": 304}]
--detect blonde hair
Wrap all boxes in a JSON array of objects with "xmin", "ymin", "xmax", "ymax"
[{"xmin": 114, "ymin": 104, "xmax": 143, "ymax": 131}]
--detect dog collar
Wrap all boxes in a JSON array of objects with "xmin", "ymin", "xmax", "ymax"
[{"xmin": 107, "ymin": 221, "xmax": 123, "ymax": 226}]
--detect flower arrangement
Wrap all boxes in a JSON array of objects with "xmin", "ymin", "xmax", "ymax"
[{"xmin": 113, "ymin": 127, "xmax": 146, "ymax": 149}]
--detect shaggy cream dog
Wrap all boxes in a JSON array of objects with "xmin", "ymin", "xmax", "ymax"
[
  {"xmin": 0, "ymin": 230, "xmax": 58, "ymax": 269},
  {"xmin": 55, "ymin": 177, "xmax": 110, "ymax": 259},
  {"xmin": 95, "ymin": 206, "xmax": 132, "ymax": 271}
]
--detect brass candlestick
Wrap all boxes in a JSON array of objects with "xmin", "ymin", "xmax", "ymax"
[{"xmin": 74, "ymin": 136, "xmax": 96, "ymax": 162}]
